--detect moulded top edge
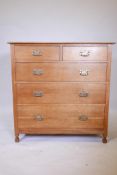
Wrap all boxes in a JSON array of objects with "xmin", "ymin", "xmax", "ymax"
[{"xmin": 8, "ymin": 41, "xmax": 116, "ymax": 45}]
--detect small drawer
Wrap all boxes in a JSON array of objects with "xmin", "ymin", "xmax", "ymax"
[
  {"xmin": 14, "ymin": 45, "xmax": 60, "ymax": 62},
  {"xmin": 63, "ymin": 47, "xmax": 107, "ymax": 61},
  {"xmin": 17, "ymin": 104, "xmax": 104, "ymax": 129},
  {"xmin": 16, "ymin": 83, "xmax": 106, "ymax": 104},
  {"xmin": 16, "ymin": 62, "xmax": 107, "ymax": 82}
]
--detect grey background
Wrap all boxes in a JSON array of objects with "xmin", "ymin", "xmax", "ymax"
[
  {"xmin": 0, "ymin": 0, "xmax": 117, "ymax": 118},
  {"xmin": 0, "ymin": 1, "xmax": 117, "ymax": 174}
]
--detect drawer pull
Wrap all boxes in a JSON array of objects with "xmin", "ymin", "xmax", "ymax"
[
  {"xmin": 79, "ymin": 115, "xmax": 88, "ymax": 121},
  {"xmin": 79, "ymin": 91, "xmax": 88, "ymax": 97},
  {"xmin": 33, "ymin": 91, "xmax": 44, "ymax": 97},
  {"xmin": 32, "ymin": 69, "xmax": 44, "ymax": 75},
  {"xmin": 32, "ymin": 50, "xmax": 42, "ymax": 56},
  {"xmin": 34, "ymin": 115, "xmax": 44, "ymax": 121},
  {"xmin": 80, "ymin": 50, "xmax": 90, "ymax": 57},
  {"xmin": 80, "ymin": 69, "xmax": 88, "ymax": 76}
]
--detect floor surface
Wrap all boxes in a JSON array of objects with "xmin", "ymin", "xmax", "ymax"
[{"xmin": 0, "ymin": 109, "xmax": 117, "ymax": 175}]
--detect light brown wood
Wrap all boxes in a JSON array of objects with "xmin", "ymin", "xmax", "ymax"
[
  {"xmin": 17, "ymin": 104, "xmax": 104, "ymax": 129},
  {"xmin": 18, "ymin": 118, "xmax": 104, "ymax": 129},
  {"xmin": 19, "ymin": 128, "xmax": 104, "ymax": 134},
  {"xmin": 10, "ymin": 45, "xmax": 19, "ymax": 141},
  {"xmin": 17, "ymin": 104, "xmax": 105, "ymax": 117},
  {"xmin": 16, "ymin": 62, "xmax": 107, "ymax": 82},
  {"xmin": 8, "ymin": 42, "xmax": 115, "ymax": 44},
  {"xmin": 19, "ymin": 128, "xmax": 103, "ymax": 136},
  {"xmin": 63, "ymin": 47, "xmax": 107, "ymax": 61},
  {"xmin": 9, "ymin": 42, "xmax": 114, "ymax": 142},
  {"xmin": 16, "ymin": 83, "xmax": 106, "ymax": 104},
  {"xmin": 103, "ymin": 45, "xmax": 112, "ymax": 142},
  {"xmin": 14, "ymin": 45, "xmax": 60, "ymax": 62}
]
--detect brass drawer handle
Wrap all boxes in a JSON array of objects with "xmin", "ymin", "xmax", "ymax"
[
  {"xmin": 79, "ymin": 91, "xmax": 88, "ymax": 97},
  {"xmin": 34, "ymin": 115, "xmax": 44, "ymax": 121},
  {"xmin": 32, "ymin": 69, "xmax": 44, "ymax": 75},
  {"xmin": 32, "ymin": 50, "xmax": 42, "ymax": 56},
  {"xmin": 33, "ymin": 91, "xmax": 44, "ymax": 97},
  {"xmin": 79, "ymin": 115, "xmax": 88, "ymax": 121},
  {"xmin": 80, "ymin": 69, "xmax": 88, "ymax": 76},
  {"xmin": 80, "ymin": 50, "xmax": 90, "ymax": 57}
]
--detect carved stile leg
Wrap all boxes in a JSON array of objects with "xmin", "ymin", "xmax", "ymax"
[
  {"xmin": 15, "ymin": 135, "xmax": 19, "ymax": 142},
  {"xmin": 102, "ymin": 137, "xmax": 107, "ymax": 143}
]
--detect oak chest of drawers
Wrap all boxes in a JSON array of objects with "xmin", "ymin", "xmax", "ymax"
[{"xmin": 9, "ymin": 42, "xmax": 114, "ymax": 143}]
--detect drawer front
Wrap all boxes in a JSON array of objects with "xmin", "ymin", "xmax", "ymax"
[
  {"xmin": 16, "ymin": 83, "xmax": 106, "ymax": 104},
  {"xmin": 18, "ymin": 118, "xmax": 104, "ymax": 129},
  {"xmin": 14, "ymin": 46, "xmax": 60, "ymax": 62},
  {"xmin": 16, "ymin": 63, "xmax": 107, "ymax": 82},
  {"xmin": 63, "ymin": 47, "xmax": 107, "ymax": 61},
  {"xmin": 17, "ymin": 105, "xmax": 104, "ymax": 129}
]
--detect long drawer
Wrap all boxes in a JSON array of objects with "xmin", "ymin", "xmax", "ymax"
[
  {"xmin": 63, "ymin": 46, "xmax": 107, "ymax": 61},
  {"xmin": 16, "ymin": 62, "xmax": 107, "ymax": 82},
  {"xmin": 14, "ymin": 45, "xmax": 60, "ymax": 62},
  {"xmin": 16, "ymin": 83, "xmax": 106, "ymax": 104},
  {"xmin": 17, "ymin": 105, "xmax": 104, "ymax": 129},
  {"xmin": 18, "ymin": 118, "xmax": 104, "ymax": 129}
]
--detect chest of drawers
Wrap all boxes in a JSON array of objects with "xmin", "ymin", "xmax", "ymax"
[{"xmin": 9, "ymin": 42, "xmax": 114, "ymax": 143}]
